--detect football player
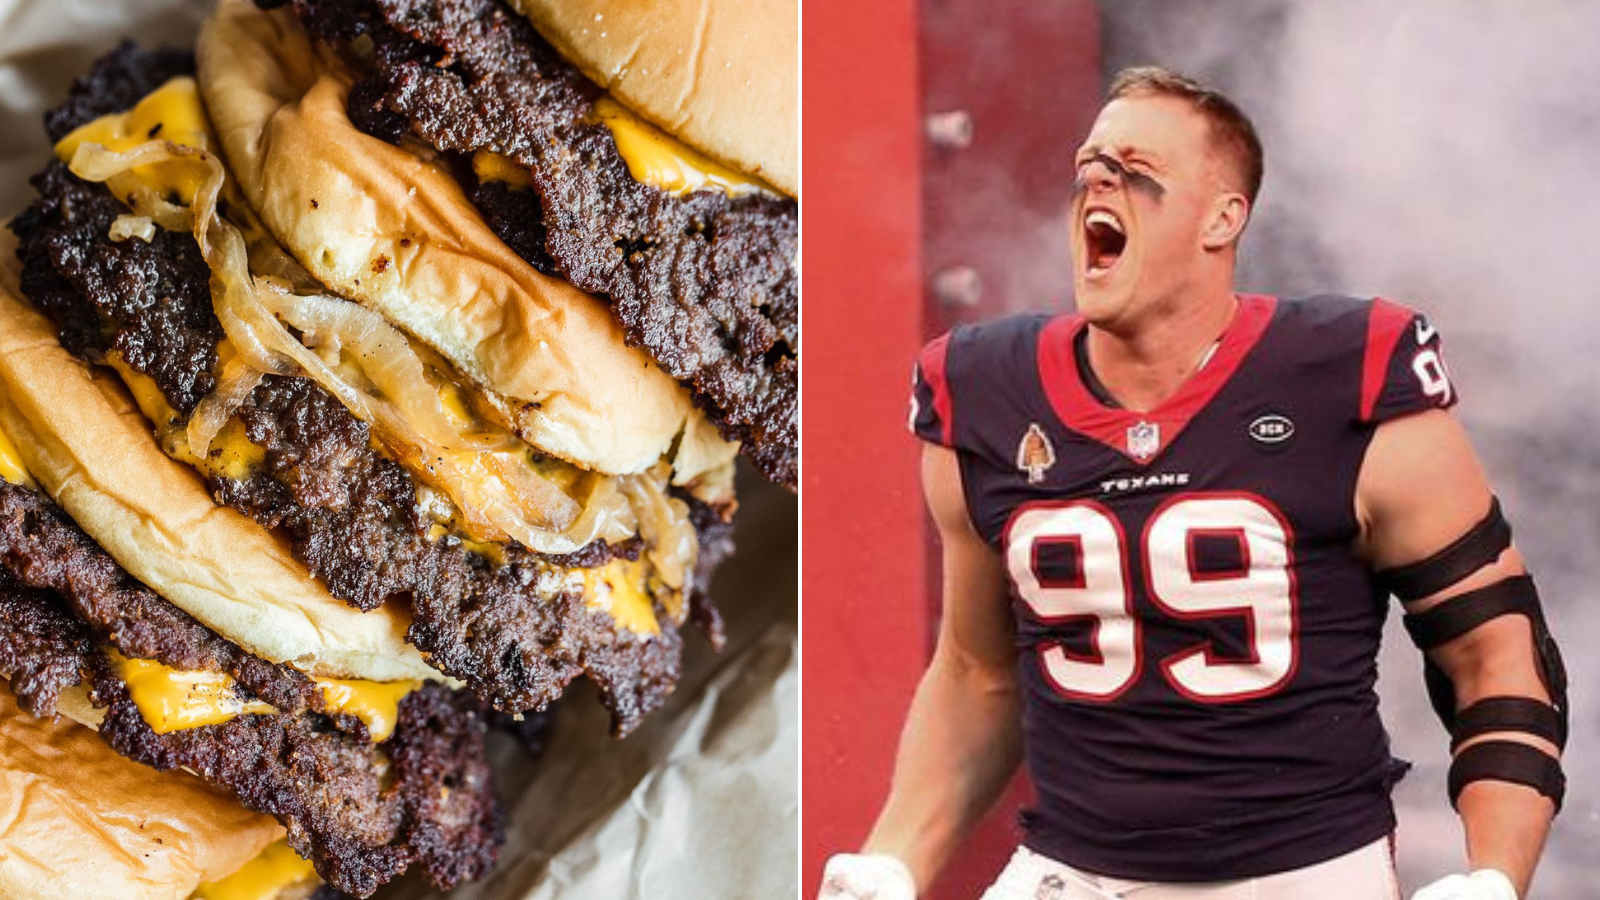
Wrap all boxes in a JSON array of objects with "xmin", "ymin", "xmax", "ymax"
[{"xmin": 819, "ymin": 67, "xmax": 1565, "ymax": 900}]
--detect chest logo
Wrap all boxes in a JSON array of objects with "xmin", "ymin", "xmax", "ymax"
[
  {"xmin": 1126, "ymin": 420, "xmax": 1161, "ymax": 460},
  {"xmin": 1016, "ymin": 423, "xmax": 1057, "ymax": 484},
  {"xmin": 1248, "ymin": 413, "xmax": 1295, "ymax": 446}
]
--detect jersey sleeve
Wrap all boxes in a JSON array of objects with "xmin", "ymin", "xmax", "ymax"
[
  {"xmin": 909, "ymin": 331, "xmax": 954, "ymax": 446},
  {"xmin": 1359, "ymin": 297, "xmax": 1459, "ymax": 423}
]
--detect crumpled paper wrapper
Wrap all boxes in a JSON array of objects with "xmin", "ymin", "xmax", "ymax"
[{"xmin": 0, "ymin": 2, "xmax": 798, "ymax": 896}]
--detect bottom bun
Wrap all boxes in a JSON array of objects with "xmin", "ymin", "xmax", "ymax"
[{"xmin": 0, "ymin": 680, "xmax": 284, "ymax": 900}]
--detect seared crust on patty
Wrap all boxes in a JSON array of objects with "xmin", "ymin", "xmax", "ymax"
[
  {"xmin": 219, "ymin": 373, "xmax": 688, "ymax": 734},
  {"xmin": 92, "ymin": 671, "xmax": 502, "ymax": 897},
  {"xmin": 0, "ymin": 482, "xmax": 333, "ymax": 720},
  {"xmin": 44, "ymin": 41, "xmax": 196, "ymax": 146},
  {"xmin": 0, "ymin": 481, "xmax": 503, "ymax": 897},
  {"xmin": 24, "ymin": 48, "xmax": 223, "ymax": 414},
  {"xmin": 11, "ymin": 42, "xmax": 731, "ymax": 733},
  {"xmin": 0, "ymin": 575, "xmax": 93, "ymax": 716},
  {"xmin": 267, "ymin": 0, "xmax": 798, "ymax": 487}
]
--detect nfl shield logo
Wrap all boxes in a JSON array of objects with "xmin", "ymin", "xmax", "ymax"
[{"xmin": 1126, "ymin": 420, "xmax": 1160, "ymax": 460}]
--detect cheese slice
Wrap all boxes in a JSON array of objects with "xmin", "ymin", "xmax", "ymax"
[
  {"xmin": 0, "ymin": 413, "xmax": 35, "ymax": 487},
  {"xmin": 104, "ymin": 351, "xmax": 266, "ymax": 481},
  {"xmin": 191, "ymin": 839, "xmax": 317, "ymax": 900},
  {"xmin": 585, "ymin": 558, "xmax": 659, "ymax": 635},
  {"xmin": 472, "ymin": 95, "xmax": 778, "ymax": 198},
  {"xmin": 316, "ymin": 677, "xmax": 422, "ymax": 742},
  {"xmin": 112, "ymin": 651, "xmax": 418, "ymax": 741},
  {"xmin": 54, "ymin": 76, "xmax": 213, "ymax": 204},
  {"xmin": 111, "ymin": 651, "xmax": 276, "ymax": 734}
]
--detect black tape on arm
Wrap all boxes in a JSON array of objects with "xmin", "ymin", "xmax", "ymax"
[
  {"xmin": 1450, "ymin": 696, "xmax": 1567, "ymax": 752},
  {"xmin": 1379, "ymin": 498, "xmax": 1511, "ymax": 601},
  {"xmin": 1401, "ymin": 575, "xmax": 1538, "ymax": 649},
  {"xmin": 1448, "ymin": 740, "xmax": 1565, "ymax": 811}
]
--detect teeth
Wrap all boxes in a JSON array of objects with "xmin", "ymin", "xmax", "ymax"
[{"xmin": 1085, "ymin": 209, "xmax": 1124, "ymax": 233}]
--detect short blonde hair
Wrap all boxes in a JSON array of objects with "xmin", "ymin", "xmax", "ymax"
[{"xmin": 1108, "ymin": 66, "xmax": 1264, "ymax": 202}]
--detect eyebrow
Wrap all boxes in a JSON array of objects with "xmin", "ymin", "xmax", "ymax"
[{"xmin": 1076, "ymin": 144, "xmax": 1164, "ymax": 168}]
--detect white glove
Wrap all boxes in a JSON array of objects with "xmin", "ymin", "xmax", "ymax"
[
  {"xmin": 1412, "ymin": 869, "xmax": 1518, "ymax": 900},
  {"xmin": 819, "ymin": 853, "xmax": 917, "ymax": 900}
]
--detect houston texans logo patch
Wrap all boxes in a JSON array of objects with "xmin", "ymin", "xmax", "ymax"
[{"xmin": 1017, "ymin": 423, "xmax": 1056, "ymax": 484}]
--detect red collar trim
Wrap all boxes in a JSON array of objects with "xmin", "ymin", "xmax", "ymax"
[{"xmin": 1037, "ymin": 294, "xmax": 1278, "ymax": 466}]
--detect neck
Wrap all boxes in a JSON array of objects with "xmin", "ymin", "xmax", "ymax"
[{"xmin": 1083, "ymin": 285, "xmax": 1238, "ymax": 412}]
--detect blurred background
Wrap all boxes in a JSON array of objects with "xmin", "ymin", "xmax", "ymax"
[{"xmin": 805, "ymin": 1, "xmax": 1598, "ymax": 897}]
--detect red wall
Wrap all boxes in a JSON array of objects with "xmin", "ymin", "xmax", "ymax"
[
  {"xmin": 801, "ymin": 0, "xmax": 930, "ymax": 895},
  {"xmin": 804, "ymin": 2, "xmax": 1100, "ymax": 897}
]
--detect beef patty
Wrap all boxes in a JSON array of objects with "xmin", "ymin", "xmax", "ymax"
[
  {"xmin": 0, "ymin": 479, "xmax": 501, "ymax": 897},
  {"xmin": 11, "ymin": 43, "xmax": 734, "ymax": 735},
  {"xmin": 264, "ymin": 0, "xmax": 798, "ymax": 488}
]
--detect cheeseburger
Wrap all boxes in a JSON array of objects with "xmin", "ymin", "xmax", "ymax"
[
  {"xmin": 0, "ymin": 0, "xmax": 794, "ymax": 893},
  {"xmin": 0, "ymin": 405, "xmax": 500, "ymax": 898}
]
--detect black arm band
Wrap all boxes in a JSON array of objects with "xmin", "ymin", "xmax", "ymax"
[
  {"xmin": 1450, "ymin": 696, "xmax": 1567, "ymax": 752},
  {"xmin": 1448, "ymin": 740, "xmax": 1564, "ymax": 811},
  {"xmin": 1401, "ymin": 575, "xmax": 1537, "ymax": 649},
  {"xmin": 1378, "ymin": 498, "xmax": 1511, "ymax": 600}
]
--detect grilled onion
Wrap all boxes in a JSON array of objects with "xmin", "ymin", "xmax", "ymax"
[
  {"xmin": 66, "ymin": 140, "xmax": 698, "ymax": 583},
  {"xmin": 619, "ymin": 465, "xmax": 698, "ymax": 603},
  {"xmin": 186, "ymin": 345, "xmax": 264, "ymax": 458},
  {"xmin": 108, "ymin": 214, "xmax": 157, "ymax": 243}
]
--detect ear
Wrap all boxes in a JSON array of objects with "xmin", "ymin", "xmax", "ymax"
[{"xmin": 1201, "ymin": 192, "xmax": 1250, "ymax": 250}]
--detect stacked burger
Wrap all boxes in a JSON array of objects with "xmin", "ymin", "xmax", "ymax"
[{"xmin": 0, "ymin": 0, "xmax": 795, "ymax": 896}]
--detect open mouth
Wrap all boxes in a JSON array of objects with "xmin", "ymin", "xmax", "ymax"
[{"xmin": 1084, "ymin": 208, "xmax": 1127, "ymax": 277}]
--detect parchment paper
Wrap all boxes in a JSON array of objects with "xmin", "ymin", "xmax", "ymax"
[{"xmin": 0, "ymin": 2, "xmax": 799, "ymax": 896}]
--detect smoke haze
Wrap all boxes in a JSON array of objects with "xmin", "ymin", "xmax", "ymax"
[{"xmin": 1100, "ymin": 0, "xmax": 1600, "ymax": 892}]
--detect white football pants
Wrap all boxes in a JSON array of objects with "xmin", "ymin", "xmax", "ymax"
[{"xmin": 981, "ymin": 837, "xmax": 1400, "ymax": 900}]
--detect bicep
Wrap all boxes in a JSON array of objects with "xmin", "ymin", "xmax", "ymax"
[
  {"xmin": 1357, "ymin": 410, "xmax": 1504, "ymax": 572},
  {"xmin": 1357, "ymin": 410, "xmax": 1548, "ymax": 707},
  {"xmin": 921, "ymin": 445, "xmax": 1016, "ymax": 680}
]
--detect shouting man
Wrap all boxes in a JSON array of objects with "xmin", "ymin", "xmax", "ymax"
[{"xmin": 821, "ymin": 68, "xmax": 1566, "ymax": 900}]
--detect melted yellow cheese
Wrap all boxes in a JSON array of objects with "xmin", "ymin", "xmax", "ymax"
[
  {"xmin": 439, "ymin": 381, "xmax": 477, "ymax": 427},
  {"xmin": 0, "ymin": 417, "xmax": 35, "ymax": 488},
  {"xmin": 471, "ymin": 149, "xmax": 534, "ymax": 189},
  {"xmin": 592, "ymin": 97, "xmax": 774, "ymax": 197},
  {"xmin": 54, "ymin": 77, "xmax": 212, "ymax": 204},
  {"xmin": 107, "ymin": 352, "xmax": 184, "ymax": 432},
  {"xmin": 111, "ymin": 651, "xmax": 276, "ymax": 734},
  {"xmin": 105, "ymin": 351, "xmax": 265, "ymax": 480},
  {"xmin": 317, "ymin": 677, "xmax": 422, "ymax": 742},
  {"xmin": 585, "ymin": 558, "xmax": 659, "ymax": 635},
  {"xmin": 425, "ymin": 521, "xmax": 509, "ymax": 566},
  {"xmin": 473, "ymin": 97, "xmax": 775, "ymax": 198},
  {"xmin": 113, "ymin": 651, "xmax": 419, "ymax": 742},
  {"xmin": 192, "ymin": 839, "xmax": 317, "ymax": 900},
  {"xmin": 205, "ymin": 419, "xmax": 269, "ymax": 481}
]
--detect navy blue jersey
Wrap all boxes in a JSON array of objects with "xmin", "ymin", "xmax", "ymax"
[{"xmin": 910, "ymin": 294, "xmax": 1456, "ymax": 881}]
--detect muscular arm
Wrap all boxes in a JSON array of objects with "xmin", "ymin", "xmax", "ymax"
[
  {"xmin": 861, "ymin": 445, "xmax": 1024, "ymax": 891},
  {"xmin": 1357, "ymin": 410, "xmax": 1557, "ymax": 897}
]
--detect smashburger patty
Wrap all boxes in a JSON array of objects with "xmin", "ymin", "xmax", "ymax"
[
  {"xmin": 12, "ymin": 44, "xmax": 735, "ymax": 735},
  {"xmin": 0, "ymin": 482, "xmax": 500, "ymax": 897},
  {"xmin": 266, "ymin": 0, "xmax": 799, "ymax": 488},
  {"xmin": 0, "ymin": 482, "xmax": 331, "ymax": 724}
]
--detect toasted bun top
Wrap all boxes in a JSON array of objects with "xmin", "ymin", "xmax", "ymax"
[
  {"xmin": 0, "ymin": 681, "xmax": 283, "ymax": 900},
  {"xmin": 0, "ymin": 236, "xmax": 441, "ymax": 684},
  {"xmin": 507, "ymin": 0, "xmax": 798, "ymax": 197},
  {"xmin": 198, "ymin": 0, "xmax": 723, "ymax": 476}
]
